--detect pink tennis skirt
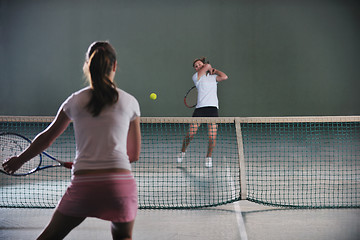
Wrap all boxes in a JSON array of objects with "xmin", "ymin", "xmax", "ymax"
[{"xmin": 56, "ymin": 173, "xmax": 138, "ymax": 223}]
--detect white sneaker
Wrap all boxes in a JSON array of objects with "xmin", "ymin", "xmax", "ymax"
[
  {"xmin": 205, "ymin": 157, "xmax": 212, "ymax": 168},
  {"xmin": 177, "ymin": 152, "xmax": 185, "ymax": 163}
]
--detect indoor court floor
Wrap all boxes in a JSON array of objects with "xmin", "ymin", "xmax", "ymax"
[{"xmin": 1, "ymin": 200, "xmax": 359, "ymax": 240}]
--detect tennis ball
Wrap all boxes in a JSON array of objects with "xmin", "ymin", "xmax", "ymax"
[{"xmin": 150, "ymin": 93, "xmax": 157, "ymax": 100}]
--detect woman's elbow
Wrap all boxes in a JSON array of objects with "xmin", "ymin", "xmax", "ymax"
[{"xmin": 218, "ymin": 75, "xmax": 228, "ymax": 82}]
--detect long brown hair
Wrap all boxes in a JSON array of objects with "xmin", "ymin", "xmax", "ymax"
[{"xmin": 85, "ymin": 41, "xmax": 118, "ymax": 117}]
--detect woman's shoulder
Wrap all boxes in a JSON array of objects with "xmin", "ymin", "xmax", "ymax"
[
  {"xmin": 117, "ymin": 88, "xmax": 138, "ymax": 102},
  {"xmin": 74, "ymin": 86, "xmax": 91, "ymax": 95},
  {"xmin": 116, "ymin": 88, "xmax": 140, "ymax": 115},
  {"xmin": 64, "ymin": 87, "xmax": 91, "ymax": 103},
  {"xmin": 67, "ymin": 86, "xmax": 91, "ymax": 97}
]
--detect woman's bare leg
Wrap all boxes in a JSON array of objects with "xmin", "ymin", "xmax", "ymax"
[
  {"xmin": 37, "ymin": 210, "xmax": 85, "ymax": 240},
  {"xmin": 206, "ymin": 123, "xmax": 218, "ymax": 158},
  {"xmin": 111, "ymin": 220, "xmax": 135, "ymax": 240},
  {"xmin": 181, "ymin": 123, "xmax": 200, "ymax": 152}
]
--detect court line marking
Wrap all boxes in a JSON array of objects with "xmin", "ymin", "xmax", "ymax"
[
  {"xmin": 226, "ymin": 163, "xmax": 248, "ymax": 240},
  {"xmin": 233, "ymin": 201, "xmax": 248, "ymax": 240}
]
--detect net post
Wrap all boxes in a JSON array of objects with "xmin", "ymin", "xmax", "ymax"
[{"xmin": 235, "ymin": 117, "xmax": 247, "ymax": 200}]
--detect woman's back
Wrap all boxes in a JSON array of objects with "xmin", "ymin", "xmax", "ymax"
[{"xmin": 62, "ymin": 86, "xmax": 140, "ymax": 173}]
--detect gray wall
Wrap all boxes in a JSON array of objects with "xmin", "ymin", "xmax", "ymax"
[{"xmin": 1, "ymin": 0, "xmax": 359, "ymax": 117}]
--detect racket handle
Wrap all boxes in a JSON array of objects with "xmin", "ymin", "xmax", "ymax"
[
  {"xmin": 62, "ymin": 162, "xmax": 73, "ymax": 169},
  {"xmin": 56, "ymin": 159, "xmax": 73, "ymax": 169}
]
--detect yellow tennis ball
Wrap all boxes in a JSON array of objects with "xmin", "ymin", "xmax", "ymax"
[{"xmin": 150, "ymin": 93, "xmax": 157, "ymax": 100}]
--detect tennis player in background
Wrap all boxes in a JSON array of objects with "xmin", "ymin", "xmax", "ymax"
[
  {"xmin": 2, "ymin": 41, "xmax": 141, "ymax": 240},
  {"xmin": 177, "ymin": 57, "xmax": 228, "ymax": 167}
]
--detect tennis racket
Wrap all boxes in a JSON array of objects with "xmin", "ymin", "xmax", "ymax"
[
  {"xmin": 0, "ymin": 132, "xmax": 73, "ymax": 176},
  {"xmin": 184, "ymin": 86, "xmax": 197, "ymax": 108}
]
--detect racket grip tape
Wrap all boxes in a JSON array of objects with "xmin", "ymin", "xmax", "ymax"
[{"xmin": 59, "ymin": 161, "xmax": 73, "ymax": 169}]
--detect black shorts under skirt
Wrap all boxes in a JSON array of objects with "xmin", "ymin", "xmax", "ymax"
[{"xmin": 192, "ymin": 107, "xmax": 219, "ymax": 117}]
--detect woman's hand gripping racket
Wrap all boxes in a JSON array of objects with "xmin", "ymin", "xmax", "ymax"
[
  {"xmin": 184, "ymin": 86, "xmax": 197, "ymax": 108},
  {"xmin": 0, "ymin": 132, "xmax": 73, "ymax": 176}
]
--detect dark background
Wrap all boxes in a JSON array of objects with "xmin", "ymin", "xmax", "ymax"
[{"xmin": 1, "ymin": 0, "xmax": 359, "ymax": 117}]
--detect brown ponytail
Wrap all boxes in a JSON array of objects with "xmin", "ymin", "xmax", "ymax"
[
  {"xmin": 192, "ymin": 57, "xmax": 208, "ymax": 67},
  {"xmin": 85, "ymin": 42, "xmax": 118, "ymax": 117}
]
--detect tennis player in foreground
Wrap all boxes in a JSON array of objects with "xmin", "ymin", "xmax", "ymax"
[
  {"xmin": 177, "ymin": 57, "xmax": 228, "ymax": 167},
  {"xmin": 2, "ymin": 41, "xmax": 141, "ymax": 240}
]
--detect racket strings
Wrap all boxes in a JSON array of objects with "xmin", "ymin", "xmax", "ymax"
[
  {"xmin": 0, "ymin": 134, "xmax": 41, "ymax": 175},
  {"xmin": 185, "ymin": 87, "xmax": 197, "ymax": 108}
]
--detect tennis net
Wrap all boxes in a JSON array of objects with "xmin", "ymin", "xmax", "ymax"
[{"xmin": 0, "ymin": 116, "xmax": 359, "ymax": 209}]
